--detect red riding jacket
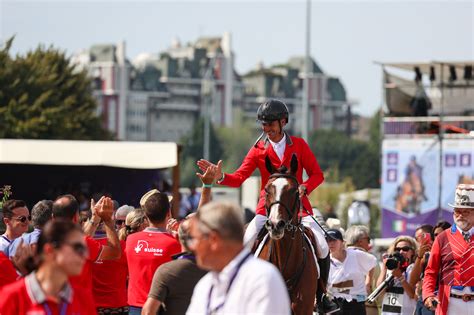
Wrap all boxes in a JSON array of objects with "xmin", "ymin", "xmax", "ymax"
[{"xmin": 219, "ymin": 133, "xmax": 324, "ymax": 216}]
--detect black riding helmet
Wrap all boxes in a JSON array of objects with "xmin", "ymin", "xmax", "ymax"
[{"xmin": 257, "ymin": 99, "xmax": 289, "ymax": 124}]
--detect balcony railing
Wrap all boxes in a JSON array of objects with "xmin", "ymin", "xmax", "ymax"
[{"xmin": 383, "ymin": 116, "xmax": 474, "ymax": 138}]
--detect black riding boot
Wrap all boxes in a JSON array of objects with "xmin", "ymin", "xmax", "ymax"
[{"xmin": 316, "ymin": 254, "xmax": 340, "ymax": 314}]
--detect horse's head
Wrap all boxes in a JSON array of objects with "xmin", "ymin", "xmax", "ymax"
[{"xmin": 263, "ymin": 154, "xmax": 300, "ymax": 240}]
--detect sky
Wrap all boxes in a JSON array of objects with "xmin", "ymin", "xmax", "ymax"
[{"xmin": 1, "ymin": 0, "xmax": 473, "ymax": 116}]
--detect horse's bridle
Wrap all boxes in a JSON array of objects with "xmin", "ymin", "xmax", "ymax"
[{"xmin": 264, "ymin": 173, "xmax": 301, "ymax": 230}]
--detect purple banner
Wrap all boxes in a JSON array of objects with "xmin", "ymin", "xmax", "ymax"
[{"xmin": 382, "ymin": 208, "xmax": 453, "ymax": 238}]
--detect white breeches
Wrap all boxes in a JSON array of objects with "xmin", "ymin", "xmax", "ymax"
[{"xmin": 244, "ymin": 214, "xmax": 329, "ymax": 258}]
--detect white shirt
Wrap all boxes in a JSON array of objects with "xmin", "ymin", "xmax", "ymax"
[
  {"xmin": 328, "ymin": 247, "xmax": 377, "ymax": 301},
  {"xmin": 268, "ymin": 134, "xmax": 286, "ymax": 161},
  {"xmin": 186, "ymin": 248, "xmax": 291, "ymax": 315},
  {"xmin": 0, "ymin": 234, "xmax": 12, "ymax": 252}
]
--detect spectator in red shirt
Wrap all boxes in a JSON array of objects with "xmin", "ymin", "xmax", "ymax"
[
  {"xmin": 0, "ymin": 252, "xmax": 17, "ymax": 290},
  {"xmin": 0, "ymin": 220, "xmax": 97, "ymax": 314},
  {"xmin": 52, "ymin": 194, "xmax": 121, "ymax": 306},
  {"xmin": 92, "ymin": 226, "xmax": 130, "ymax": 314},
  {"xmin": 126, "ymin": 190, "xmax": 181, "ymax": 314}
]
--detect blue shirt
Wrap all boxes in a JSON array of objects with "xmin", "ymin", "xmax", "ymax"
[{"xmin": 3, "ymin": 228, "xmax": 42, "ymax": 258}]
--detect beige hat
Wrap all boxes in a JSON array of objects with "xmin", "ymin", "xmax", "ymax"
[
  {"xmin": 140, "ymin": 189, "xmax": 173, "ymax": 207},
  {"xmin": 449, "ymin": 184, "xmax": 474, "ymax": 209}
]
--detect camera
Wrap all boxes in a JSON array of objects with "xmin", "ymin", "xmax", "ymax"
[{"xmin": 385, "ymin": 252, "xmax": 409, "ymax": 271}]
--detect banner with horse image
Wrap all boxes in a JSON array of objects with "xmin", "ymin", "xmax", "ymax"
[
  {"xmin": 381, "ymin": 138, "xmax": 440, "ymax": 237},
  {"xmin": 440, "ymin": 139, "xmax": 474, "ymax": 210}
]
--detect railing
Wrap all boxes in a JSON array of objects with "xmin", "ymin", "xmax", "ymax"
[{"xmin": 383, "ymin": 116, "xmax": 474, "ymax": 137}]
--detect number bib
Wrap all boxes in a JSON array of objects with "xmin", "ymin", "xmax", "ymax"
[{"xmin": 381, "ymin": 291, "xmax": 403, "ymax": 314}]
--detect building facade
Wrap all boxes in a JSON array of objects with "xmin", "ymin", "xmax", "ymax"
[{"xmin": 72, "ymin": 33, "xmax": 352, "ymax": 142}]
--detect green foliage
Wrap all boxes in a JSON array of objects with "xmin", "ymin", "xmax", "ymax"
[
  {"xmin": 179, "ymin": 118, "xmax": 224, "ymax": 187},
  {"xmin": 308, "ymin": 111, "xmax": 381, "ymax": 189},
  {"xmin": 0, "ymin": 37, "xmax": 112, "ymax": 140},
  {"xmin": 309, "ymin": 178, "xmax": 355, "ymax": 213},
  {"xmin": 217, "ymin": 111, "xmax": 260, "ymax": 175}
]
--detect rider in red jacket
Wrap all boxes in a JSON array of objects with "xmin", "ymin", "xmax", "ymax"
[{"xmin": 197, "ymin": 99, "xmax": 339, "ymax": 314}]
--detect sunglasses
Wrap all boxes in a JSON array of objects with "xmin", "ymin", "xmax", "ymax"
[
  {"xmin": 115, "ymin": 220, "xmax": 125, "ymax": 226},
  {"xmin": 64, "ymin": 242, "xmax": 89, "ymax": 257},
  {"xmin": 13, "ymin": 215, "xmax": 31, "ymax": 223},
  {"xmin": 395, "ymin": 246, "xmax": 413, "ymax": 252}
]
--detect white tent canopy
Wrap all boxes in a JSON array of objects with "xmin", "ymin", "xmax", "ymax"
[
  {"xmin": 0, "ymin": 139, "xmax": 178, "ymax": 169},
  {"xmin": 376, "ymin": 60, "xmax": 474, "ymax": 116}
]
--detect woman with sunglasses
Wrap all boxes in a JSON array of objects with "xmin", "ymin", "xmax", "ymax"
[
  {"xmin": 118, "ymin": 208, "xmax": 148, "ymax": 241},
  {"xmin": 0, "ymin": 219, "xmax": 96, "ymax": 314},
  {"xmin": 377, "ymin": 236, "xmax": 417, "ymax": 315}
]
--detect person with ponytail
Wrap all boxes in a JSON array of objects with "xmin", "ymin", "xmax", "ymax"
[
  {"xmin": 118, "ymin": 208, "xmax": 148, "ymax": 241},
  {"xmin": 0, "ymin": 219, "xmax": 97, "ymax": 314}
]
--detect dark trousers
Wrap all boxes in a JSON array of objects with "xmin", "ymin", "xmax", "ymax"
[
  {"xmin": 128, "ymin": 306, "xmax": 142, "ymax": 315},
  {"xmin": 336, "ymin": 298, "xmax": 366, "ymax": 315}
]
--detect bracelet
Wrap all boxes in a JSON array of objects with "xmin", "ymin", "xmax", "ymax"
[
  {"xmin": 89, "ymin": 218, "xmax": 101, "ymax": 226},
  {"xmin": 417, "ymin": 255, "xmax": 423, "ymax": 259},
  {"xmin": 202, "ymin": 183, "xmax": 213, "ymax": 188}
]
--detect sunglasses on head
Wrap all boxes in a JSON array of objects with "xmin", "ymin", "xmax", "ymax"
[
  {"xmin": 395, "ymin": 246, "xmax": 413, "ymax": 252},
  {"xmin": 13, "ymin": 215, "xmax": 31, "ymax": 223},
  {"xmin": 64, "ymin": 242, "xmax": 89, "ymax": 257}
]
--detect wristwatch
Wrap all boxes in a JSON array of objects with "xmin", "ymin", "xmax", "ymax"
[{"xmin": 89, "ymin": 217, "xmax": 101, "ymax": 226}]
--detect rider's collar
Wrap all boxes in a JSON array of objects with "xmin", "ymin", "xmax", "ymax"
[{"xmin": 254, "ymin": 131, "xmax": 293, "ymax": 148}]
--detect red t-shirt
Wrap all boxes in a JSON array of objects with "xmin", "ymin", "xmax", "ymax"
[
  {"xmin": 0, "ymin": 252, "xmax": 17, "ymax": 290},
  {"xmin": 69, "ymin": 236, "xmax": 102, "ymax": 308},
  {"xmin": 92, "ymin": 238, "xmax": 128, "ymax": 308},
  {"xmin": 0, "ymin": 274, "xmax": 97, "ymax": 315},
  {"xmin": 125, "ymin": 228, "xmax": 180, "ymax": 307}
]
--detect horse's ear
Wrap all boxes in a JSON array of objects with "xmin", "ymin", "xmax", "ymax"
[
  {"xmin": 265, "ymin": 156, "xmax": 276, "ymax": 174},
  {"xmin": 290, "ymin": 154, "xmax": 298, "ymax": 175}
]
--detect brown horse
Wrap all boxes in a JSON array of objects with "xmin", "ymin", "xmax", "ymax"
[{"xmin": 254, "ymin": 154, "xmax": 318, "ymax": 315}]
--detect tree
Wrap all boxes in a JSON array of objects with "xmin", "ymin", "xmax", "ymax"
[
  {"xmin": 179, "ymin": 118, "xmax": 224, "ymax": 187},
  {"xmin": 308, "ymin": 121, "xmax": 380, "ymax": 189},
  {"xmin": 217, "ymin": 111, "xmax": 260, "ymax": 175},
  {"xmin": 0, "ymin": 38, "xmax": 112, "ymax": 140}
]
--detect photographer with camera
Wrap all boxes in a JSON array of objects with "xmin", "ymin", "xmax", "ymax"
[
  {"xmin": 376, "ymin": 236, "xmax": 417, "ymax": 315},
  {"xmin": 423, "ymin": 184, "xmax": 474, "ymax": 315}
]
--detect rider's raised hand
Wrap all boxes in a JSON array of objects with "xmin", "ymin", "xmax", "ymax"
[{"xmin": 196, "ymin": 159, "xmax": 213, "ymax": 172}]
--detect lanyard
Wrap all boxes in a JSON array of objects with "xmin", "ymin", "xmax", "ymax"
[
  {"xmin": 177, "ymin": 254, "xmax": 196, "ymax": 262},
  {"xmin": 206, "ymin": 252, "xmax": 251, "ymax": 315},
  {"xmin": 43, "ymin": 301, "xmax": 68, "ymax": 315}
]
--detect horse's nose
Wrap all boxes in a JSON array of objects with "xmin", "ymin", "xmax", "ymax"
[{"xmin": 276, "ymin": 220, "xmax": 286, "ymax": 230}]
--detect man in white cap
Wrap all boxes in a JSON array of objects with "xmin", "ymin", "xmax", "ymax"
[{"xmin": 423, "ymin": 184, "xmax": 474, "ymax": 315}]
